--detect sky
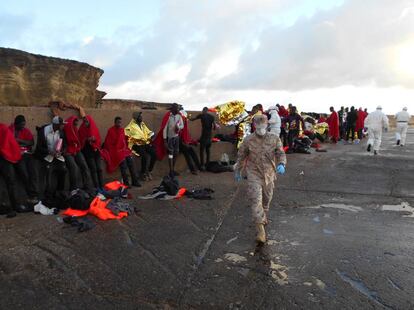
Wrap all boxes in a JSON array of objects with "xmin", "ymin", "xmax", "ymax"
[{"xmin": 1, "ymin": 0, "xmax": 414, "ymax": 114}]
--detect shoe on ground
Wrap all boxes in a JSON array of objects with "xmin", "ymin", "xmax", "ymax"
[
  {"xmin": 367, "ymin": 144, "xmax": 371, "ymax": 152},
  {"xmin": 256, "ymin": 223, "xmax": 266, "ymax": 244},
  {"xmin": 374, "ymin": 150, "xmax": 378, "ymax": 155},
  {"xmin": 6, "ymin": 211, "xmax": 17, "ymax": 218},
  {"xmin": 397, "ymin": 139, "xmax": 400, "ymax": 146},
  {"xmin": 400, "ymin": 144, "xmax": 404, "ymax": 147},
  {"xmin": 132, "ymin": 181, "xmax": 142, "ymax": 188}
]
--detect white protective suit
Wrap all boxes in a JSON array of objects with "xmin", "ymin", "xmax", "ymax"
[
  {"xmin": 395, "ymin": 108, "xmax": 410, "ymax": 146},
  {"xmin": 364, "ymin": 107, "xmax": 389, "ymax": 152},
  {"xmin": 267, "ymin": 106, "xmax": 281, "ymax": 136}
]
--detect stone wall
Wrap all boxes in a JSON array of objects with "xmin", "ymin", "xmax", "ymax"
[{"xmin": 0, "ymin": 48, "xmax": 104, "ymax": 108}]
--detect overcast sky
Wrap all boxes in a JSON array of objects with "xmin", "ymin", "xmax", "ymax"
[{"xmin": 1, "ymin": 0, "xmax": 414, "ymax": 113}]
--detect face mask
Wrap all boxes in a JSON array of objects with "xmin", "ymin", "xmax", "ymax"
[{"xmin": 255, "ymin": 125, "xmax": 267, "ymax": 136}]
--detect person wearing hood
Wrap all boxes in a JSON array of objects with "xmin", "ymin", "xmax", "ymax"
[
  {"xmin": 79, "ymin": 115, "xmax": 104, "ymax": 189},
  {"xmin": 0, "ymin": 123, "xmax": 31, "ymax": 217},
  {"xmin": 267, "ymin": 106, "xmax": 281, "ymax": 136},
  {"xmin": 63, "ymin": 116, "xmax": 93, "ymax": 191},
  {"xmin": 395, "ymin": 107, "xmax": 410, "ymax": 147},
  {"xmin": 364, "ymin": 106, "xmax": 389, "ymax": 155},
  {"xmin": 234, "ymin": 114, "xmax": 287, "ymax": 244},
  {"xmin": 125, "ymin": 111, "xmax": 156, "ymax": 180}
]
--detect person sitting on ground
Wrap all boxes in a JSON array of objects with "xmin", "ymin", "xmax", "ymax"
[
  {"xmin": 63, "ymin": 116, "xmax": 93, "ymax": 191},
  {"xmin": 34, "ymin": 116, "xmax": 67, "ymax": 198},
  {"xmin": 327, "ymin": 107, "xmax": 340, "ymax": 143},
  {"xmin": 79, "ymin": 115, "xmax": 104, "ymax": 189},
  {"xmin": 125, "ymin": 112, "xmax": 157, "ymax": 181},
  {"xmin": 102, "ymin": 117, "xmax": 141, "ymax": 187},
  {"xmin": 153, "ymin": 103, "xmax": 184, "ymax": 176},
  {"xmin": 0, "ymin": 123, "xmax": 31, "ymax": 217},
  {"xmin": 283, "ymin": 106, "xmax": 304, "ymax": 153},
  {"xmin": 9, "ymin": 115, "xmax": 39, "ymax": 203},
  {"xmin": 190, "ymin": 107, "xmax": 215, "ymax": 170}
]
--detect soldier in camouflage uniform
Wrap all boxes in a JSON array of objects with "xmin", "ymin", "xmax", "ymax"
[{"xmin": 235, "ymin": 114, "xmax": 287, "ymax": 244}]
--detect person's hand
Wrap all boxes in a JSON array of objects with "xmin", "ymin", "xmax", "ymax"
[
  {"xmin": 276, "ymin": 164, "xmax": 285, "ymax": 175},
  {"xmin": 234, "ymin": 170, "xmax": 242, "ymax": 182}
]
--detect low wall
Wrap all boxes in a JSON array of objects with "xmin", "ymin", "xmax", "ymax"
[{"xmin": 0, "ymin": 106, "xmax": 237, "ymax": 205}]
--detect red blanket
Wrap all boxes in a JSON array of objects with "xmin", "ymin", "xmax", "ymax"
[
  {"xmin": 327, "ymin": 111, "xmax": 339, "ymax": 141},
  {"xmin": 356, "ymin": 109, "xmax": 366, "ymax": 131},
  {"xmin": 79, "ymin": 115, "xmax": 102, "ymax": 151},
  {"xmin": 101, "ymin": 126, "xmax": 131, "ymax": 173},
  {"xmin": 64, "ymin": 116, "xmax": 81, "ymax": 155},
  {"xmin": 0, "ymin": 123, "xmax": 22, "ymax": 163},
  {"xmin": 8, "ymin": 124, "xmax": 34, "ymax": 152}
]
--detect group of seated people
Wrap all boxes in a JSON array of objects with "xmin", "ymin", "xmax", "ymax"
[{"xmin": 0, "ymin": 103, "xmax": 217, "ymax": 217}]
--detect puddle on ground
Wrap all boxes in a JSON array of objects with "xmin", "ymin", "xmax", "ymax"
[
  {"xmin": 336, "ymin": 270, "xmax": 391, "ymax": 309},
  {"xmin": 224, "ymin": 253, "xmax": 247, "ymax": 263},
  {"xmin": 270, "ymin": 260, "xmax": 288, "ymax": 285},
  {"xmin": 308, "ymin": 204, "xmax": 363, "ymax": 213},
  {"xmin": 382, "ymin": 202, "xmax": 414, "ymax": 217}
]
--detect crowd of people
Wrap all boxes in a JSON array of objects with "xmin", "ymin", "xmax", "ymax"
[{"xmin": 0, "ymin": 102, "xmax": 411, "ymax": 233}]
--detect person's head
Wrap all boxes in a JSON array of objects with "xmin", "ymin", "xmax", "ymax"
[
  {"xmin": 256, "ymin": 104, "xmax": 263, "ymax": 112},
  {"xmin": 114, "ymin": 116, "xmax": 122, "ymax": 128},
  {"xmin": 288, "ymin": 103, "xmax": 293, "ymax": 108},
  {"xmin": 14, "ymin": 115, "xmax": 26, "ymax": 131},
  {"xmin": 52, "ymin": 116, "xmax": 65, "ymax": 131},
  {"xmin": 251, "ymin": 105, "xmax": 259, "ymax": 114},
  {"xmin": 276, "ymin": 103, "xmax": 280, "ymax": 108},
  {"xmin": 202, "ymin": 107, "xmax": 209, "ymax": 114},
  {"xmin": 350, "ymin": 106, "xmax": 355, "ymax": 112},
  {"xmin": 376, "ymin": 105, "xmax": 382, "ymax": 111},
  {"xmin": 340, "ymin": 106, "xmax": 344, "ymax": 111},
  {"xmin": 403, "ymin": 107, "xmax": 408, "ymax": 111},
  {"xmin": 133, "ymin": 111, "xmax": 142, "ymax": 123},
  {"xmin": 364, "ymin": 108, "xmax": 367, "ymax": 112},
  {"xmin": 345, "ymin": 107, "xmax": 349, "ymax": 112},
  {"xmin": 83, "ymin": 116, "xmax": 90, "ymax": 128},
  {"xmin": 170, "ymin": 103, "xmax": 179, "ymax": 115},
  {"xmin": 253, "ymin": 114, "xmax": 268, "ymax": 137},
  {"xmin": 290, "ymin": 106, "xmax": 297, "ymax": 115},
  {"xmin": 330, "ymin": 106, "xmax": 334, "ymax": 112}
]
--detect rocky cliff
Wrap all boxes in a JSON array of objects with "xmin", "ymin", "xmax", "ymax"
[{"xmin": 0, "ymin": 48, "xmax": 104, "ymax": 107}]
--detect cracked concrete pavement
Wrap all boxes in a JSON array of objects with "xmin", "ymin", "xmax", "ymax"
[{"xmin": 0, "ymin": 130, "xmax": 413, "ymax": 309}]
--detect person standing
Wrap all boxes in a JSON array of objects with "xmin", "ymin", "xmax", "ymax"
[
  {"xmin": 395, "ymin": 107, "xmax": 410, "ymax": 147},
  {"xmin": 79, "ymin": 115, "xmax": 104, "ymax": 189},
  {"xmin": 327, "ymin": 107, "xmax": 340, "ymax": 143},
  {"xmin": 9, "ymin": 115, "xmax": 39, "ymax": 202},
  {"xmin": 346, "ymin": 106, "xmax": 358, "ymax": 143},
  {"xmin": 102, "ymin": 117, "xmax": 141, "ymax": 187},
  {"xmin": 356, "ymin": 108, "xmax": 367, "ymax": 141},
  {"xmin": 63, "ymin": 116, "xmax": 93, "ymax": 191},
  {"xmin": 283, "ymin": 106, "xmax": 304, "ymax": 153},
  {"xmin": 190, "ymin": 107, "xmax": 215, "ymax": 170},
  {"xmin": 267, "ymin": 106, "xmax": 281, "ymax": 136},
  {"xmin": 364, "ymin": 106, "xmax": 389, "ymax": 155},
  {"xmin": 0, "ymin": 124, "xmax": 30, "ymax": 216},
  {"xmin": 34, "ymin": 116, "xmax": 67, "ymax": 198},
  {"xmin": 235, "ymin": 115, "xmax": 286, "ymax": 244},
  {"xmin": 154, "ymin": 103, "xmax": 184, "ymax": 176},
  {"xmin": 125, "ymin": 112, "xmax": 157, "ymax": 180}
]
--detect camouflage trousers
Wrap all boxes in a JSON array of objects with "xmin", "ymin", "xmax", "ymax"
[{"xmin": 247, "ymin": 181, "xmax": 275, "ymax": 224}]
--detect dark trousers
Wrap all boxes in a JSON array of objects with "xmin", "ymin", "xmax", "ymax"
[
  {"xmin": 0, "ymin": 156, "xmax": 19, "ymax": 209},
  {"xmin": 339, "ymin": 122, "xmax": 345, "ymax": 140},
  {"xmin": 180, "ymin": 142, "xmax": 201, "ymax": 172},
  {"xmin": 133, "ymin": 144, "xmax": 156, "ymax": 174},
  {"xmin": 288, "ymin": 129, "xmax": 299, "ymax": 149},
  {"xmin": 65, "ymin": 152, "xmax": 92, "ymax": 190},
  {"xmin": 15, "ymin": 153, "xmax": 38, "ymax": 197},
  {"xmin": 119, "ymin": 155, "xmax": 139, "ymax": 185},
  {"xmin": 346, "ymin": 125, "xmax": 356, "ymax": 141},
  {"xmin": 84, "ymin": 150, "xmax": 104, "ymax": 189},
  {"xmin": 357, "ymin": 129, "xmax": 363, "ymax": 140},
  {"xmin": 199, "ymin": 140, "xmax": 211, "ymax": 167},
  {"xmin": 44, "ymin": 159, "xmax": 67, "ymax": 198},
  {"xmin": 280, "ymin": 127, "xmax": 288, "ymax": 146}
]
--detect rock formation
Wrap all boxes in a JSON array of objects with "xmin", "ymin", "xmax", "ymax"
[{"xmin": 0, "ymin": 48, "xmax": 104, "ymax": 107}]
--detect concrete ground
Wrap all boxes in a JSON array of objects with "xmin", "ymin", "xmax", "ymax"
[{"xmin": 1, "ymin": 130, "xmax": 413, "ymax": 309}]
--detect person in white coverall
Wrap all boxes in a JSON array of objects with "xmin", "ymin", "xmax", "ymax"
[
  {"xmin": 267, "ymin": 106, "xmax": 281, "ymax": 136},
  {"xmin": 395, "ymin": 107, "xmax": 410, "ymax": 146},
  {"xmin": 364, "ymin": 106, "xmax": 389, "ymax": 155}
]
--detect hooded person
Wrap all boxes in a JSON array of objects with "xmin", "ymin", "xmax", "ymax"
[
  {"xmin": 0, "ymin": 123, "xmax": 30, "ymax": 216},
  {"xmin": 356, "ymin": 108, "xmax": 367, "ymax": 140},
  {"xmin": 395, "ymin": 107, "xmax": 410, "ymax": 147},
  {"xmin": 327, "ymin": 107, "xmax": 340, "ymax": 143},
  {"xmin": 63, "ymin": 116, "xmax": 93, "ymax": 191},
  {"xmin": 153, "ymin": 103, "xmax": 184, "ymax": 175},
  {"xmin": 79, "ymin": 115, "xmax": 104, "ymax": 189},
  {"xmin": 125, "ymin": 111, "xmax": 157, "ymax": 181},
  {"xmin": 9, "ymin": 115, "xmax": 39, "ymax": 202},
  {"xmin": 364, "ymin": 106, "xmax": 389, "ymax": 155},
  {"xmin": 234, "ymin": 114, "xmax": 287, "ymax": 244},
  {"xmin": 102, "ymin": 116, "xmax": 140, "ymax": 187},
  {"xmin": 267, "ymin": 106, "xmax": 281, "ymax": 136}
]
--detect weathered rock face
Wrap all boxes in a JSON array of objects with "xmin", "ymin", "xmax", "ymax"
[{"xmin": 0, "ymin": 48, "xmax": 104, "ymax": 107}]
